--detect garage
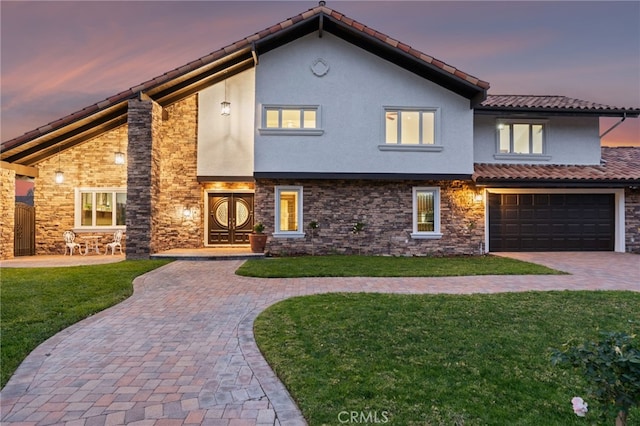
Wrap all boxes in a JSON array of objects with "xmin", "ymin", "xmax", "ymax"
[{"xmin": 488, "ymin": 192, "xmax": 615, "ymax": 252}]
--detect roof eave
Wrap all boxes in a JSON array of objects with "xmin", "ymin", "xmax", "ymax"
[
  {"xmin": 474, "ymin": 107, "xmax": 640, "ymax": 118},
  {"xmin": 474, "ymin": 178, "xmax": 640, "ymax": 188},
  {"xmin": 1, "ymin": 47, "xmax": 256, "ymax": 165},
  {"xmin": 1, "ymin": 102, "xmax": 129, "ymax": 165}
]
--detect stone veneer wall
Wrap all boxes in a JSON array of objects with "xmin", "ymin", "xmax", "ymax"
[
  {"xmin": 255, "ymin": 179, "xmax": 486, "ymax": 256},
  {"xmin": 126, "ymin": 99, "xmax": 162, "ymax": 258},
  {"xmin": 29, "ymin": 95, "xmax": 202, "ymax": 258},
  {"xmin": 152, "ymin": 95, "xmax": 202, "ymax": 251},
  {"xmin": 0, "ymin": 168, "xmax": 16, "ymax": 259},
  {"xmin": 126, "ymin": 95, "xmax": 202, "ymax": 257},
  {"xmin": 33, "ymin": 126, "xmax": 128, "ymax": 254},
  {"xmin": 625, "ymin": 187, "xmax": 640, "ymax": 254}
]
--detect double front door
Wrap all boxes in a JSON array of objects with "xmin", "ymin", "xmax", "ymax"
[{"xmin": 208, "ymin": 193, "xmax": 254, "ymax": 245}]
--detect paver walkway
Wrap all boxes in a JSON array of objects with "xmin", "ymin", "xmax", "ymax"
[{"xmin": 1, "ymin": 252, "xmax": 638, "ymax": 425}]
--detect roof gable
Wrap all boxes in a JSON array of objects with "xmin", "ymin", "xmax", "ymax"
[{"xmin": 1, "ymin": 4, "xmax": 488, "ymax": 165}]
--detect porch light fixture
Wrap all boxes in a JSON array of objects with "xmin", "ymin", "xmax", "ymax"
[
  {"xmin": 474, "ymin": 191, "xmax": 484, "ymax": 203},
  {"xmin": 114, "ymin": 151, "xmax": 125, "ymax": 165},
  {"xmin": 220, "ymin": 79, "xmax": 231, "ymax": 116},
  {"xmin": 54, "ymin": 145, "xmax": 64, "ymax": 184},
  {"xmin": 183, "ymin": 207, "xmax": 194, "ymax": 219},
  {"xmin": 114, "ymin": 138, "xmax": 125, "ymax": 164}
]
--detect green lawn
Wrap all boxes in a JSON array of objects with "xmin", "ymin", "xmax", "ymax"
[
  {"xmin": 0, "ymin": 260, "xmax": 171, "ymax": 388},
  {"xmin": 254, "ymin": 292, "xmax": 640, "ymax": 426},
  {"xmin": 237, "ymin": 254, "xmax": 563, "ymax": 278}
]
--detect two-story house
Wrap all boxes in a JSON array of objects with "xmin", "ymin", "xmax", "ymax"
[{"xmin": 1, "ymin": 4, "xmax": 639, "ymax": 260}]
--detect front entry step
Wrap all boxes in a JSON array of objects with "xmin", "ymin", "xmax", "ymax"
[{"xmin": 151, "ymin": 247, "xmax": 264, "ymax": 261}]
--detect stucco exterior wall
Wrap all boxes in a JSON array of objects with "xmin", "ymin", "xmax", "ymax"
[
  {"xmin": 197, "ymin": 69, "xmax": 255, "ymax": 177},
  {"xmin": 0, "ymin": 168, "xmax": 16, "ymax": 259},
  {"xmin": 255, "ymin": 179, "xmax": 485, "ymax": 256},
  {"xmin": 474, "ymin": 114, "xmax": 602, "ymax": 165},
  {"xmin": 254, "ymin": 33, "xmax": 474, "ymax": 176}
]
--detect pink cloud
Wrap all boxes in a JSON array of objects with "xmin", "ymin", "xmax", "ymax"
[
  {"xmin": 601, "ymin": 118, "xmax": 640, "ymax": 147},
  {"xmin": 417, "ymin": 32, "xmax": 557, "ymax": 64}
]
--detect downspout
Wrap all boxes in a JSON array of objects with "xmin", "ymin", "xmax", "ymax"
[{"xmin": 599, "ymin": 113, "xmax": 626, "ymax": 139}]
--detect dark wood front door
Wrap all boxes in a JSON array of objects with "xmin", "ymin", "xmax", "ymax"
[{"xmin": 208, "ymin": 193, "xmax": 254, "ymax": 245}]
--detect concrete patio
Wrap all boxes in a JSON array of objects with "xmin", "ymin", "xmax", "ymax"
[{"xmin": 0, "ymin": 247, "xmax": 262, "ymax": 268}]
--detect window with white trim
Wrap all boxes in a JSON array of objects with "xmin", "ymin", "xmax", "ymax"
[
  {"xmin": 274, "ymin": 186, "xmax": 304, "ymax": 237},
  {"xmin": 497, "ymin": 121, "xmax": 545, "ymax": 154},
  {"xmin": 411, "ymin": 187, "xmax": 442, "ymax": 239},
  {"xmin": 385, "ymin": 109, "xmax": 437, "ymax": 145},
  {"xmin": 75, "ymin": 188, "xmax": 126, "ymax": 228},
  {"xmin": 260, "ymin": 106, "xmax": 322, "ymax": 135}
]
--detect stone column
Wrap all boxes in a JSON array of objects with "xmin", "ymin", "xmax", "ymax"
[
  {"xmin": 625, "ymin": 188, "xmax": 640, "ymax": 254},
  {"xmin": 126, "ymin": 97, "xmax": 163, "ymax": 259},
  {"xmin": 0, "ymin": 168, "xmax": 16, "ymax": 260}
]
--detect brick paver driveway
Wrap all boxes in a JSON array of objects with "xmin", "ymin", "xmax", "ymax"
[{"xmin": 1, "ymin": 252, "xmax": 638, "ymax": 425}]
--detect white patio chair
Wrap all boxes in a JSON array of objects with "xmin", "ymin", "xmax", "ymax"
[
  {"xmin": 105, "ymin": 230, "xmax": 124, "ymax": 255},
  {"xmin": 63, "ymin": 230, "xmax": 82, "ymax": 256}
]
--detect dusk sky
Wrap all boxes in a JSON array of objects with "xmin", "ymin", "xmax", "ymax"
[{"xmin": 2, "ymin": 1, "xmax": 639, "ymax": 146}]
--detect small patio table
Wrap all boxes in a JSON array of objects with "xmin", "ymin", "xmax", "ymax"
[{"xmin": 82, "ymin": 236, "xmax": 102, "ymax": 255}]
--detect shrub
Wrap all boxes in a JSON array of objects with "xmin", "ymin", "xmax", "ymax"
[{"xmin": 551, "ymin": 331, "xmax": 640, "ymax": 425}]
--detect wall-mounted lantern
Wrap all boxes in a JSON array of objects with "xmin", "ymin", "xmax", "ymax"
[
  {"xmin": 114, "ymin": 151, "xmax": 125, "ymax": 165},
  {"xmin": 54, "ymin": 145, "xmax": 64, "ymax": 184},
  {"xmin": 221, "ymin": 79, "xmax": 231, "ymax": 116}
]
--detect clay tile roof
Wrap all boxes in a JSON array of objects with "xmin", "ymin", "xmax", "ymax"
[
  {"xmin": 478, "ymin": 95, "xmax": 640, "ymax": 116},
  {"xmin": 473, "ymin": 147, "xmax": 640, "ymax": 184}
]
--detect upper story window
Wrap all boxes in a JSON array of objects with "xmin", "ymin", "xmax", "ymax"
[
  {"xmin": 266, "ymin": 107, "xmax": 316, "ymax": 129},
  {"xmin": 259, "ymin": 106, "xmax": 323, "ymax": 136},
  {"xmin": 385, "ymin": 109, "xmax": 436, "ymax": 145},
  {"xmin": 497, "ymin": 121, "xmax": 545, "ymax": 155},
  {"xmin": 75, "ymin": 188, "xmax": 126, "ymax": 229},
  {"xmin": 380, "ymin": 108, "xmax": 443, "ymax": 152}
]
